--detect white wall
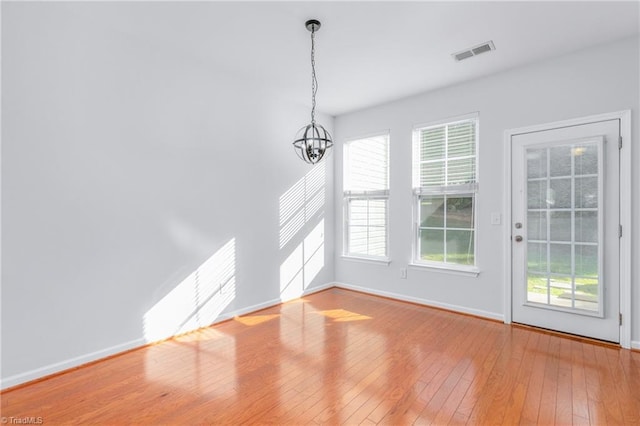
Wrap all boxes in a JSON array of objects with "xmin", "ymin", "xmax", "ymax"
[
  {"xmin": 334, "ymin": 37, "xmax": 639, "ymax": 341},
  {"xmin": 1, "ymin": 3, "xmax": 334, "ymax": 388}
]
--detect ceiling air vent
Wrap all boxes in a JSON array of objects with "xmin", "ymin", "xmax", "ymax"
[{"xmin": 453, "ymin": 40, "xmax": 495, "ymax": 61}]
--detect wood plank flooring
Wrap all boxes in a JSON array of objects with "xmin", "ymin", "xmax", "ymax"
[{"xmin": 2, "ymin": 288, "xmax": 639, "ymax": 424}]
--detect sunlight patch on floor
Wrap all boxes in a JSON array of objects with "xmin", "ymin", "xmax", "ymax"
[
  {"xmin": 173, "ymin": 328, "xmax": 229, "ymax": 343},
  {"xmin": 234, "ymin": 314, "xmax": 281, "ymax": 326},
  {"xmin": 316, "ymin": 308, "xmax": 372, "ymax": 322}
]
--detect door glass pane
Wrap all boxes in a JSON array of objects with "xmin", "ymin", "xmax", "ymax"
[
  {"xmin": 574, "ymin": 144, "xmax": 598, "ymax": 175},
  {"xmin": 575, "ymin": 177, "xmax": 598, "ymax": 208},
  {"xmin": 550, "ymin": 146, "xmax": 572, "ymax": 177},
  {"xmin": 575, "ymin": 277, "xmax": 598, "ymax": 311},
  {"xmin": 527, "ymin": 149, "xmax": 547, "ymax": 178},
  {"xmin": 575, "ymin": 211, "xmax": 597, "ymax": 243},
  {"xmin": 527, "ymin": 272, "xmax": 548, "ymax": 304},
  {"xmin": 524, "ymin": 141, "xmax": 601, "ymax": 313},
  {"xmin": 549, "ymin": 276, "xmax": 573, "ymax": 308},
  {"xmin": 527, "ymin": 242, "xmax": 546, "ymax": 273},
  {"xmin": 550, "ymin": 211, "xmax": 571, "ymax": 241},
  {"xmin": 550, "ymin": 244, "xmax": 571, "ymax": 274},
  {"xmin": 549, "ymin": 178, "xmax": 571, "ymax": 208},
  {"xmin": 527, "ymin": 211, "xmax": 546, "ymax": 241},
  {"xmin": 575, "ymin": 245, "xmax": 598, "ymax": 277},
  {"xmin": 527, "ymin": 180, "xmax": 546, "ymax": 209}
]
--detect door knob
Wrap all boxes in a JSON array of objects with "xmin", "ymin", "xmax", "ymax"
[{"xmin": 515, "ymin": 235, "xmax": 523, "ymax": 242}]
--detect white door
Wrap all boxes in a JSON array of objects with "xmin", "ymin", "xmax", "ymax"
[{"xmin": 511, "ymin": 119, "xmax": 620, "ymax": 343}]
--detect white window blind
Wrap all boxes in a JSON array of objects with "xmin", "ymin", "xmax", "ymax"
[
  {"xmin": 413, "ymin": 117, "xmax": 478, "ymax": 269},
  {"xmin": 414, "ymin": 119, "xmax": 477, "ymax": 191},
  {"xmin": 344, "ymin": 133, "xmax": 389, "ymax": 259}
]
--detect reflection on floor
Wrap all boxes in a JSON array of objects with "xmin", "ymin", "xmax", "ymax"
[{"xmin": 2, "ymin": 288, "xmax": 639, "ymax": 425}]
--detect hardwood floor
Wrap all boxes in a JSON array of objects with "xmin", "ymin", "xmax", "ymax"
[{"xmin": 2, "ymin": 288, "xmax": 639, "ymax": 424}]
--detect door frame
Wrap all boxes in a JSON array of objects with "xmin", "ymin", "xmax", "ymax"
[{"xmin": 503, "ymin": 110, "xmax": 631, "ymax": 348}]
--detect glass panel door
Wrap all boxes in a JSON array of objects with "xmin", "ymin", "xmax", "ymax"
[
  {"xmin": 525, "ymin": 140, "xmax": 603, "ymax": 316},
  {"xmin": 511, "ymin": 118, "xmax": 619, "ymax": 343}
]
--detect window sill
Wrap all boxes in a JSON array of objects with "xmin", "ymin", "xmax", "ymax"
[
  {"xmin": 408, "ymin": 262, "xmax": 480, "ymax": 277},
  {"xmin": 341, "ymin": 255, "xmax": 391, "ymax": 266}
]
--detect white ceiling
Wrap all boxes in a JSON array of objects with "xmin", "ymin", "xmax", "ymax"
[{"xmin": 104, "ymin": 1, "xmax": 639, "ymax": 116}]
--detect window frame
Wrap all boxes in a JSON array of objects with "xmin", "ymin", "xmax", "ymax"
[
  {"xmin": 411, "ymin": 113, "xmax": 480, "ymax": 274},
  {"xmin": 342, "ymin": 131, "xmax": 390, "ymax": 263}
]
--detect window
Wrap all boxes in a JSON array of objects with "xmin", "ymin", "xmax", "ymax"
[
  {"xmin": 412, "ymin": 115, "xmax": 478, "ymax": 270},
  {"xmin": 343, "ymin": 133, "xmax": 390, "ymax": 260}
]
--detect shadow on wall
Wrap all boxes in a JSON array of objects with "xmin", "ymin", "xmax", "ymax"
[
  {"xmin": 279, "ymin": 164, "xmax": 326, "ymax": 300},
  {"xmin": 143, "ymin": 162, "xmax": 325, "ymax": 343},
  {"xmin": 143, "ymin": 238, "xmax": 237, "ymax": 343},
  {"xmin": 279, "ymin": 163, "xmax": 325, "ymax": 248},
  {"xmin": 280, "ymin": 219, "xmax": 325, "ymax": 300}
]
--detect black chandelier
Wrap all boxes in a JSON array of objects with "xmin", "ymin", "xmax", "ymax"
[{"xmin": 293, "ymin": 19, "xmax": 333, "ymax": 164}]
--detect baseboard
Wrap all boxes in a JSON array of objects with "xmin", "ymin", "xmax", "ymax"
[
  {"xmin": 632, "ymin": 340, "xmax": 640, "ymax": 351},
  {"xmin": 208, "ymin": 281, "xmax": 335, "ymax": 324},
  {"xmin": 0, "ymin": 337, "xmax": 146, "ymax": 391},
  {"xmin": 334, "ymin": 281, "xmax": 504, "ymax": 322},
  {"xmin": 196, "ymin": 281, "xmax": 334, "ymax": 327},
  {"xmin": 284, "ymin": 282, "xmax": 335, "ymax": 303},
  {"xmin": 0, "ymin": 282, "xmax": 334, "ymax": 391}
]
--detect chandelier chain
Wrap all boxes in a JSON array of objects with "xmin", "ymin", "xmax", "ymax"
[
  {"xmin": 310, "ymin": 27, "xmax": 318, "ymax": 125},
  {"xmin": 293, "ymin": 19, "xmax": 332, "ymax": 165}
]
